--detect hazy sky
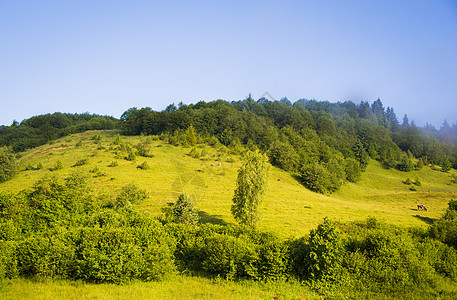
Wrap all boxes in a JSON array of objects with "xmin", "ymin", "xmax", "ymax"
[{"xmin": 1, "ymin": 0, "xmax": 457, "ymax": 127}]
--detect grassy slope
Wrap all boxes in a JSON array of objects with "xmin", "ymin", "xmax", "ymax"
[
  {"xmin": 3, "ymin": 130, "xmax": 457, "ymax": 298},
  {"xmin": 2, "ymin": 130, "xmax": 457, "ymax": 238}
]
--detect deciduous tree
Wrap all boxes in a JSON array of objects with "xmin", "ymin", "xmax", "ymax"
[{"xmin": 231, "ymin": 151, "xmax": 269, "ymax": 227}]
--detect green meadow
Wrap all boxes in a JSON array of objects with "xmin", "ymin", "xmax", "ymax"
[
  {"xmin": 3, "ymin": 130, "xmax": 456, "ymax": 236},
  {"xmin": 2, "ymin": 130, "xmax": 457, "ymax": 299}
]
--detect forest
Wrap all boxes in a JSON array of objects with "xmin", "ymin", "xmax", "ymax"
[
  {"xmin": 120, "ymin": 98, "xmax": 457, "ymax": 193},
  {"xmin": 0, "ymin": 113, "xmax": 118, "ymax": 152}
]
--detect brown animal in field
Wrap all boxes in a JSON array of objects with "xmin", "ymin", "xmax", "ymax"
[{"xmin": 417, "ymin": 204, "xmax": 427, "ymax": 211}]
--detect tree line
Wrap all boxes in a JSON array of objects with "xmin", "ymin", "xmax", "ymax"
[
  {"xmin": 120, "ymin": 97, "xmax": 457, "ymax": 193},
  {"xmin": 0, "ymin": 113, "xmax": 119, "ymax": 152}
]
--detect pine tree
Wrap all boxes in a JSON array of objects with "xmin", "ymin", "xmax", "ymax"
[
  {"xmin": 184, "ymin": 125, "xmax": 197, "ymax": 146},
  {"xmin": 172, "ymin": 193, "xmax": 200, "ymax": 225}
]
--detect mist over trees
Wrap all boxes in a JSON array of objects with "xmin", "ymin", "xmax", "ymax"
[{"xmin": 120, "ymin": 97, "xmax": 457, "ymax": 193}]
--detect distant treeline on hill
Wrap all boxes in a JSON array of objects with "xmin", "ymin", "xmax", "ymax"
[
  {"xmin": 121, "ymin": 98, "xmax": 457, "ymax": 193},
  {"xmin": 0, "ymin": 113, "xmax": 119, "ymax": 152}
]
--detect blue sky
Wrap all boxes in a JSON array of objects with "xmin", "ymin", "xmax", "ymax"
[{"xmin": 1, "ymin": 0, "xmax": 456, "ymax": 127}]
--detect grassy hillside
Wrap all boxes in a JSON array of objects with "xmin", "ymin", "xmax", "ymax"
[{"xmin": 2, "ymin": 129, "xmax": 457, "ymax": 237}]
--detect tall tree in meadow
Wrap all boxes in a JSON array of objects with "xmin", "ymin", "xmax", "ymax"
[
  {"xmin": 184, "ymin": 125, "xmax": 197, "ymax": 146},
  {"xmin": 231, "ymin": 150, "xmax": 269, "ymax": 228}
]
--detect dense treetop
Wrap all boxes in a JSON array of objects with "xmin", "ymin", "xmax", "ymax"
[
  {"xmin": 1, "ymin": 98, "xmax": 456, "ymax": 193},
  {"xmin": 0, "ymin": 113, "xmax": 119, "ymax": 152},
  {"xmin": 120, "ymin": 97, "xmax": 457, "ymax": 193}
]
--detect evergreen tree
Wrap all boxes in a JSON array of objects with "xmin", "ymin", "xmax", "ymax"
[
  {"xmin": 386, "ymin": 107, "xmax": 399, "ymax": 131},
  {"xmin": 352, "ymin": 141, "xmax": 369, "ymax": 171},
  {"xmin": 415, "ymin": 157, "xmax": 424, "ymax": 170},
  {"xmin": 184, "ymin": 125, "xmax": 197, "ymax": 147},
  {"xmin": 231, "ymin": 150, "xmax": 269, "ymax": 227},
  {"xmin": 402, "ymin": 114, "xmax": 409, "ymax": 128},
  {"xmin": 398, "ymin": 155, "xmax": 415, "ymax": 172},
  {"xmin": 172, "ymin": 193, "xmax": 200, "ymax": 225}
]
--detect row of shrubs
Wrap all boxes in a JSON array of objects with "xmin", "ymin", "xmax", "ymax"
[{"xmin": 1, "ymin": 174, "xmax": 457, "ymax": 296}]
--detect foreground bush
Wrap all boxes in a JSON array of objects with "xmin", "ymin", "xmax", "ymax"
[{"xmin": 1, "ymin": 174, "xmax": 457, "ymax": 296}]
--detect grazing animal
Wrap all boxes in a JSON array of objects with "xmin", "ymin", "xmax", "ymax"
[
  {"xmin": 218, "ymin": 162, "xmax": 222, "ymax": 166},
  {"xmin": 417, "ymin": 204, "xmax": 427, "ymax": 211},
  {"xmin": 196, "ymin": 169, "xmax": 204, "ymax": 172},
  {"xmin": 210, "ymin": 163, "xmax": 214, "ymax": 166}
]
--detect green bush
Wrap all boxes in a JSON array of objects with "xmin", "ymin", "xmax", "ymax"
[
  {"xmin": 201, "ymin": 233, "xmax": 258, "ymax": 279},
  {"xmin": 299, "ymin": 163, "xmax": 332, "ymax": 194},
  {"xmin": 72, "ymin": 158, "xmax": 88, "ymax": 167},
  {"xmin": 116, "ymin": 183, "xmax": 147, "ymax": 208},
  {"xmin": 137, "ymin": 161, "xmax": 150, "ymax": 170},
  {"xmin": 256, "ymin": 235, "xmax": 289, "ymax": 280},
  {"xmin": 0, "ymin": 240, "xmax": 19, "ymax": 279},
  {"xmin": 171, "ymin": 193, "xmax": 200, "ymax": 225},
  {"xmin": 307, "ymin": 218, "xmax": 343, "ymax": 280},
  {"xmin": 16, "ymin": 235, "xmax": 75, "ymax": 278},
  {"xmin": 0, "ymin": 147, "xmax": 17, "ymax": 182},
  {"xmin": 397, "ymin": 156, "xmax": 415, "ymax": 172},
  {"xmin": 125, "ymin": 151, "xmax": 136, "ymax": 161},
  {"xmin": 344, "ymin": 157, "xmax": 362, "ymax": 182}
]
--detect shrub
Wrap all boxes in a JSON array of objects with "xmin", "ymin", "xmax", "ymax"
[
  {"xmin": 51, "ymin": 160, "xmax": 64, "ymax": 171},
  {"xmin": 201, "ymin": 233, "xmax": 258, "ymax": 279},
  {"xmin": 137, "ymin": 161, "xmax": 150, "ymax": 170},
  {"xmin": 171, "ymin": 193, "xmax": 200, "ymax": 225},
  {"xmin": 136, "ymin": 142, "xmax": 153, "ymax": 158},
  {"xmin": 125, "ymin": 151, "xmax": 136, "ymax": 161},
  {"xmin": 430, "ymin": 199, "xmax": 457, "ymax": 248},
  {"xmin": 116, "ymin": 183, "xmax": 148, "ymax": 207},
  {"xmin": 397, "ymin": 156, "xmax": 415, "ymax": 172},
  {"xmin": 306, "ymin": 218, "xmax": 343, "ymax": 280},
  {"xmin": 91, "ymin": 134, "xmax": 102, "ymax": 144},
  {"xmin": 345, "ymin": 157, "xmax": 362, "ymax": 182},
  {"xmin": 108, "ymin": 161, "xmax": 119, "ymax": 167},
  {"xmin": 73, "ymin": 158, "xmax": 88, "ymax": 167},
  {"xmin": 0, "ymin": 240, "xmax": 18, "ymax": 279},
  {"xmin": 0, "ymin": 147, "xmax": 18, "ymax": 182},
  {"xmin": 441, "ymin": 158, "xmax": 452, "ymax": 172},
  {"xmin": 299, "ymin": 163, "xmax": 332, "ymax": 194},
  {"xmin": 256, "ymin": 235, "xmax": 289, "ymax": 280},
  {"xmin": 16, "ymin": 235, "xmax": 75, "ymax": 278},
  {"xmin": 416, "ymin": 157, "xmax": 424, "ymax": 170}
]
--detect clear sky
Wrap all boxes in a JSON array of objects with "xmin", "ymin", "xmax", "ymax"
[{"xmin": 1, "ymin": 0, "xmax": 456, "ymax": 127}]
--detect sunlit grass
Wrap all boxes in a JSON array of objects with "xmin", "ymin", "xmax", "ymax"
[
  {"xmin": 2, "ymin": 130, "xmax": 457, "ymax": 237},
  {"xmin": 0, "ymin": 277, "xmax": 319, "ymax": 300}
]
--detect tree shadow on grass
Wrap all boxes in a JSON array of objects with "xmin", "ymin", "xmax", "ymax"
[
  {"xmin": 198, "ymin": 211, "xmax": 228, "ymax": 225},
  {"xmin": 413, "ymin": 214, "xmax": 437, "ymax": 225}
]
